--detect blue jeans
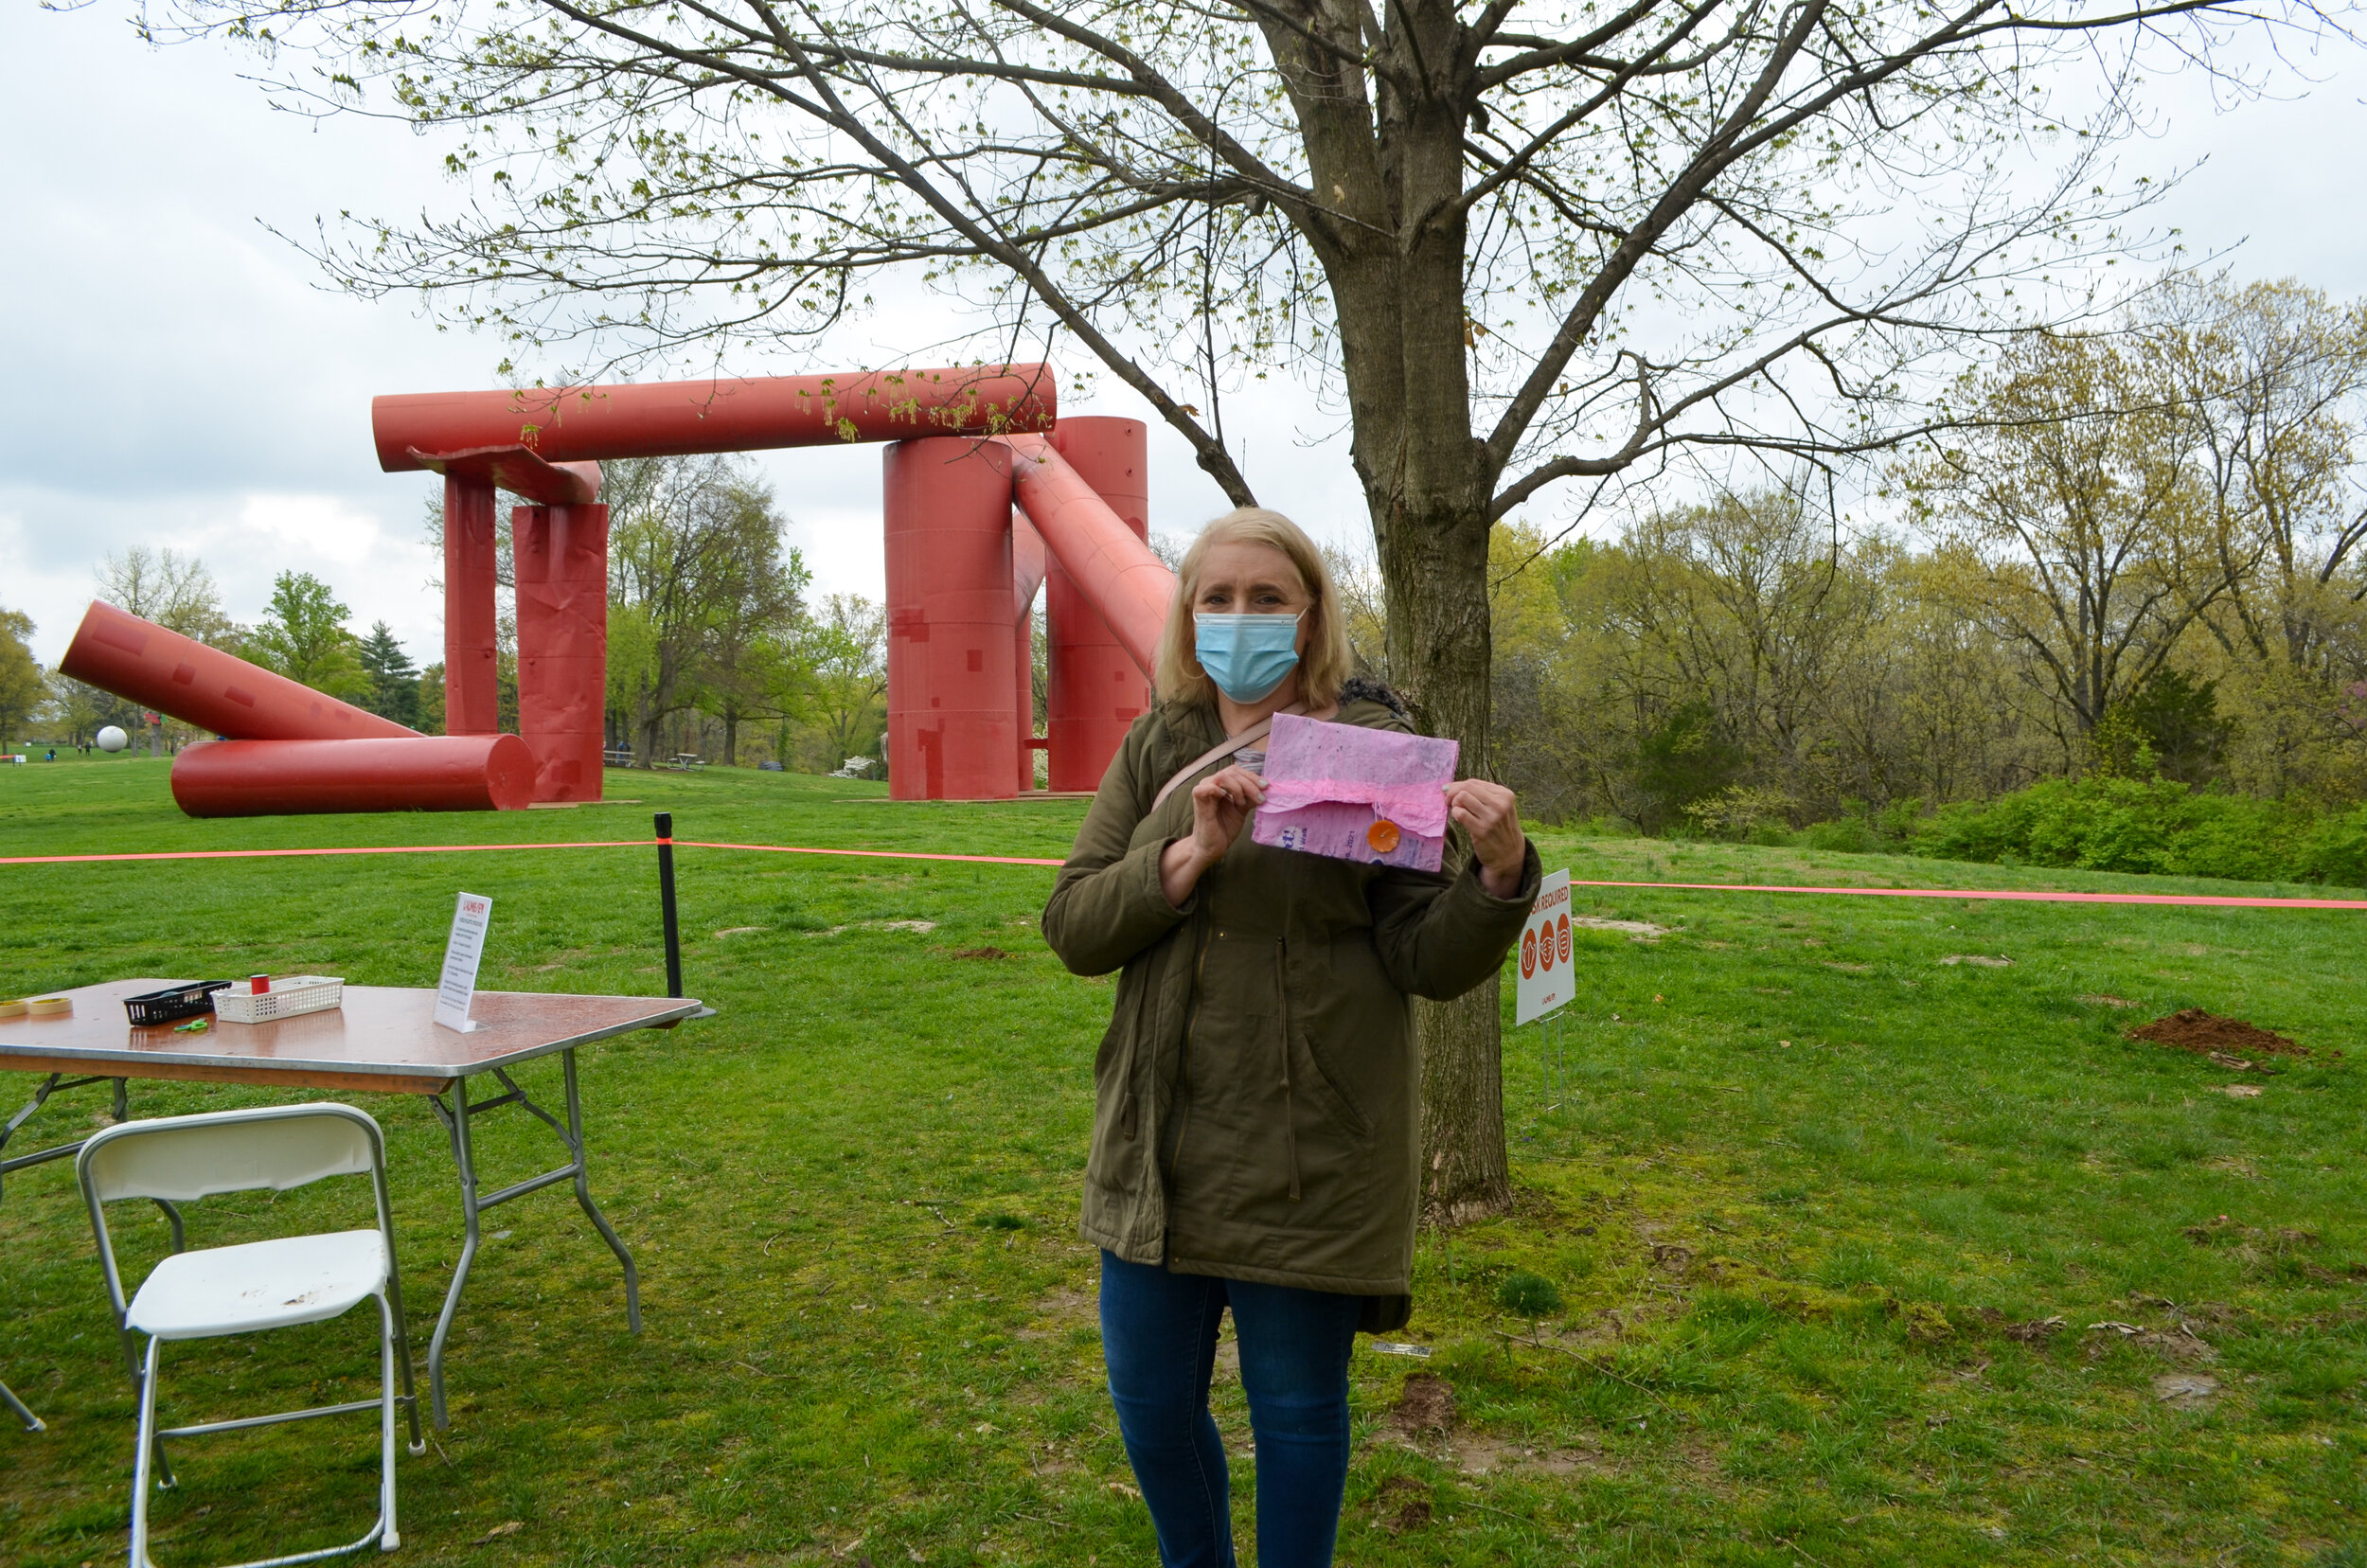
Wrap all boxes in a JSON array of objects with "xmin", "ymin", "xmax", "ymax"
[{"xmin": 1098, "ymin": 1250, "xmax": 1362, "ymax": 1568}]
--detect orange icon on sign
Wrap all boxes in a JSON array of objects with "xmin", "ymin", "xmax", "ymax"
[
  {"xmin": 1557, "ymin": 912, "xmax": 1571, "ymax": 962},
  {"xmin": 1521, "ymin": 929, "xmax": 1537, "ymax": 978},
  {"xmin": 1366, "ymin": 818, "xmax": 1401, "ymax": 854},
  {"xmin": 1538, "ymin": 921, "xmax": 1556, "ymax": 971}
]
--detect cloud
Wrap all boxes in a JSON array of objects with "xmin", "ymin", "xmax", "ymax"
[{"xmin": 4, "ymin": 3, "xmax": 2362, "ymax": 681}]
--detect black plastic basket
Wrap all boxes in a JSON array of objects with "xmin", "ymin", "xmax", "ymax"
[{"xmin": 123, "ymin": 981, "xmax": 234, "ymax": 1027}]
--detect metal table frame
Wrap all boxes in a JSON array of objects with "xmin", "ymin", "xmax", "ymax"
[
  {"xmin": 3, "ymin": 1072, "xmax": 157, "ymax": 1434},
  {"xmin": 419, "ymin": 1052, "xmax": 643, "ymax": 1427},
  {"xmin": 0, "ymin": 987, "xmax": 695, "ymax": 1432}
]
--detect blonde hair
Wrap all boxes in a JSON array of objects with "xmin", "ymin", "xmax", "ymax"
[{"xmin": 1155, "ymin": 507, "xmax": 1351, "ymax": 711}]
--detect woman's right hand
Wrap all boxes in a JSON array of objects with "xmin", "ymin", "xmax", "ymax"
[{"xmin": 1161, "ymin": 765, "xmax": 1266, "ymax": 907}]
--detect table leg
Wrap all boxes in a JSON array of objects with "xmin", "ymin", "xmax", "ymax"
[
  {"xmin": 2, "ymin": 1378, "xmax": 41, "ymax": 1433},
  {"xmin": 426, "ymin": 1083, "xmax": 482, "ymax": 1431},
  {"xmin": 423, "ymin": 1049, "xmax": 641, "ymax": 1428},
  {"xmin": 562, "ymin": 1048, "xmax": 641, "ymax": 1333}
]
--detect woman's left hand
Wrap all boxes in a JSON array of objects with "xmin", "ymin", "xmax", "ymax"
[{"xmin": 1445, "ymin": 779, "xmax": 1527, "ymax": 900}]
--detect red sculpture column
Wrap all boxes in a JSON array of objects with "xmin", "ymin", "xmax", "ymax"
[
  {"xmin": 1012, "ymin": 509, "xmax": 1047, "ymax": 793},
  {"xmin": 883, "ymin": 438, "xmax": 1021, "ymax": 799},
  {"xmin": 443, "ymin": 475, "xmax": 502, "ymax": 736},
  {"xmin": 1045, "ymin": 417, "xmax": 1152, "ymax": 790},
  {"xmin": 514, "ymin": 502, "xmax": 611, "ymax": 802}
]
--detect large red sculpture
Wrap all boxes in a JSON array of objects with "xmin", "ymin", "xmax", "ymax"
[
  {"xmin": 62, "ymin": 362, "xmax": 1179, "ymax": 813},
  {"xmin": 57, "ymin": 601, "xmax": 537, "ymax": 816}
]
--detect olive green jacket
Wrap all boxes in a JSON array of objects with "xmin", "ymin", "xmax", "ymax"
[{"xmin": 1041, "ymin": 691, "xmax": 1541, "ymax": 1296}]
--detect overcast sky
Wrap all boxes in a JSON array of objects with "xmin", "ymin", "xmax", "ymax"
[{"xmin": 5, "ymin": 7, "xmax": 2362, "ymax": 670}]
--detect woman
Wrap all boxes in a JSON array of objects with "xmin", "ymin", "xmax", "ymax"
[{"xmin": 1041, "ymin": 508, "xmax": 1539, "ymax": 1567}]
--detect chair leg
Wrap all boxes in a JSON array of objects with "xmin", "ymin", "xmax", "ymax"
[
  {"xmin": 378, "ymin": 1294, "xmax": 400, "ymax": 1552},
  {"xmin": 1, "ymin": 1378, "xmax": 42, "ymax": 1433},
  {"xmin": 123, "ymin": 1334, "xmax": 176, "ymax": 1491},
  {"xmin": 130, "ymin": 1337, "xmax": 162, "ymax": 1568},
  {"xmin": 382, "ymin": 1256, "xmax": 425, "ymax": 1457}
]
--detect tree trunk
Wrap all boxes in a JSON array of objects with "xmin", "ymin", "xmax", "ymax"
[
  {"xmin": 1384, "ymin": 497, "xmax": 1511, "ymax": 1224},
  {"xmin": 1282, "ymin": 32, "xmax": 1511, "ymax": 1223},
  {"xmin": 1346, "ymin": 171, "xmax": 1511, "ymax": 1222}
]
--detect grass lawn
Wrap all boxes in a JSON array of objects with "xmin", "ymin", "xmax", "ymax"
[{"xmin": 2, "ymin": 754, "xmax": 2364, "ymax": 1566}]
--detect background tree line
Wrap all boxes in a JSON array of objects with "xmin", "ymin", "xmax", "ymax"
[{"xmin": 1438, "ymin": 277, "xmax": 2367, "ymax": 880}]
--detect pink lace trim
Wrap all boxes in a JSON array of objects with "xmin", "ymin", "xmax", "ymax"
[{"xmin": 1259, "ymin": 778, "xmax": 1450, "ymax": 835}]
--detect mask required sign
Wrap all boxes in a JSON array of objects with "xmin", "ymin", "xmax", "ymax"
[{"xmin": 1515, "ymin": 868, "xmax": 1573, "ymax": 1025}]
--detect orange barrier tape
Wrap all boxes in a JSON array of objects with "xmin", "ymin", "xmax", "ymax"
[
  {"xmin": 0, "ymin": 839, "xmax": 1067, "ymax": 868},
  {"xmin": 1567, "ymin": 878, "xmax": 2367, "ymax": 911},
  {"xmin": 2, "ymin": 840, "xmax": 2360, "ymax": 906},
  {"xmin": 0, "ymin": 841, "xmax": 659, "ymax": 866}
]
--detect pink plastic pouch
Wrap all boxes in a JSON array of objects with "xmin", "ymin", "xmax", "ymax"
[{"xmin": 1250, "ymin": 712, "xmax": 1459, "ymax": 871}]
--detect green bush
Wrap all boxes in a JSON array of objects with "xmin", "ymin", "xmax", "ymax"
[
  {"xmin": 2295, "ymin": 807, "xmax": 2367, "ymax": 886},
  {"xmin": 1799, "ymin": 815, "xmax": 1890, "ymax": 853},
  {"xmin": 1495, "ymin": 1271, "xmax": 1564, "ymax": 1319},
  {"xmin": 1912, "ymin": 777, "xmax": 2367, "ymax": 887}
]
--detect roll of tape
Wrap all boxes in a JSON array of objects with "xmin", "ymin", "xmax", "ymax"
[
  {"xmin": 0, "ymin": 997, "xmax": 27, "ymax": 1019},
  {"xmin": 27, "ymin": 996, "xmax": 73, "ymax": 1018}
]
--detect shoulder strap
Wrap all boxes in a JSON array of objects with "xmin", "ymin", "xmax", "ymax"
[
  {"xmin": 1147, "ymin": 701, "xmax": 1337, "ymax": 815},
  {"xmin": 1149, "ymin": 717, "xmax": 1275, "ymax": 815}
]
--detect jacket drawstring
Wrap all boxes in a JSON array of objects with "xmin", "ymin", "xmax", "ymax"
[{"xmin": 1274, "ymin": 939, "xmax": 1301, "ymax": 1202}]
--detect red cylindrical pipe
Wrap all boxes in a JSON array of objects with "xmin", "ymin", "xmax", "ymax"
[
  {"xmin": 883, "ymin": 438, "xmax": 1022, "ymax": 800},
  {"xmin": 376, "ymin": 365, "xmax": 1056, "ymax": 472},
  {"xmin": 444, "ymin": 475, "xmax": 502, "ymax": 736},
  {"xmin": 1043, "ymin": 418, "xmax": 1154, "ymax": 792},
  {"xmin": 169, "ymin": 736, "xmax": 537, "ymax": 816},
  {"xmin": 1001, "ymin": 436, "xmax": 1174, "ymax": 683},
  {"xmin": 515, "ymin": 503, "xmax": 610, "ymax": 802},
  {"xmin": 59, "ymin": 602, "xmax": 416, "ymax": 742},
  {"xmin": 1012, "ymin": 508, "xmax": 1047, "ymax": 793}
]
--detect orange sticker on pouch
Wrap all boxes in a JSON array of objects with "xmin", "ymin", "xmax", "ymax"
[{"xmin": 1366, "ymin": 818, "xmax": 1401, "ymax": 854}]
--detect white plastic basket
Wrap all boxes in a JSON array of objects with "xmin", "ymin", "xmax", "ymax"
[{"xmin": 213, "ymin": 976, "xmax": 345, "ymax": 1025}]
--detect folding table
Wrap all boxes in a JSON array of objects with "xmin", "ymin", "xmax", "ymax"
[{"xmin": 0, "ymin": 978, "xmax": 699, "ymax": 1428}]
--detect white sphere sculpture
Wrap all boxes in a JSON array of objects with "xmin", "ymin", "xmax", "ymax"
[{"xmin": 96, "ymin": 725, "xmax": 129, "ymax": 753}]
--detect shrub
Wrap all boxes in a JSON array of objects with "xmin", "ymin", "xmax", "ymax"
[
  {"xmin": 1495, "ymin": 1271, "xmax": 1564, "ymax": 1319},
  {"xmin": 2294, "ymin": 807, "xmax": 2367, "ymax": 888},
  {"xmin": 1912, "ymin": 777, "xmax": 2367, "ymax": 887}
]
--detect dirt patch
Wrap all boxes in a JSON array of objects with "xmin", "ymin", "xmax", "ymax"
[
  {"xmin": 1390, "ymin": 1374, "xmax": 1456, "ymax": 1439},
  {"xmin": 2184, "ymin": 1216, "xmax": 2322, "ymax": 1253},
  {"xmin": 2135, "ymin": 1329, "xmax": 2218, "ymax": 1365},
  {"xmin": 1375, "ymin": 1475, "xmax": 1433, "ymax": 1534},
  {"xmin": 951, "ymin": 947, "xmax": 1008, "ymax": 960},
  {"xmin": 1940, "ymin": 953, "xmax": 2013, "ymax": 968},
  {"xmin": 2081, "ymin": 993, "xmax": 2138, "ymax": 1007},
  {"xmin": 2130, "ymin": 1008, "xmax": 2321, "ymax": 1060},
  {"xmin": 2001, "ymin": 1315, "xmax": 2066, "ymax": 1344},
  {"xmin": 1450, "ymin": 1434, "xmax": 1520, "ymax": 1475},
  {"xmin": 1442, "ymin": 1434, "xmax": 1603, "ymax": 1479},
  {"xmin": 2154, "ymin": 1373, "xmax": 2219, "ymax": 1406},
  {"xmin": 1012, "ymin": 1284, "xmax": 1095, "ymax": 1341},
  {"xmin": 1572, "ymin": 916, "xmax": 1672, "ymax": 940}
]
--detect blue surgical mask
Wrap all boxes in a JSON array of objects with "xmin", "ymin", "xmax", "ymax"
[{"xmin": 1194, "ymin": 612, "xmax": 1304, "ymax": 704}]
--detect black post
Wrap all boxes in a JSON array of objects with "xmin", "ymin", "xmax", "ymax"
[{"xmin": 655, "ymin": 811, "xmax": 685, "ymax": 999}]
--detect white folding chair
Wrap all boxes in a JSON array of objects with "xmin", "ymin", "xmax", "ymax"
[{"xmin": 79, "ymin": 1103, "xmax": 425, "ymax": 1566}]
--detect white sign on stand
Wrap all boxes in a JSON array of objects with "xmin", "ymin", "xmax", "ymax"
[
  {"xmin": 1515, "ymin": 869, "xmax": 1573, "ymax": 1025},
  {"xmin": 434, "ymin": 892, "xmax": 494, "ymax": 1033}
]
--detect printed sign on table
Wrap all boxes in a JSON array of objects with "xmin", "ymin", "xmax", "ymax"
[
  {"xmin": 1515, "ymin": 868, "xmax": 1573, "ymax": 1025},
  {"xmin": 434, "ymin": 891, "xmax": 493, "ymax": 1034}
]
